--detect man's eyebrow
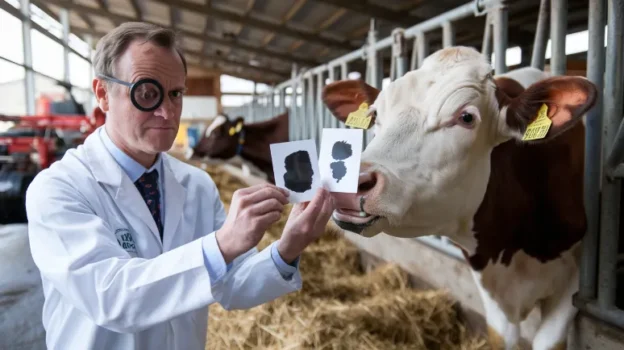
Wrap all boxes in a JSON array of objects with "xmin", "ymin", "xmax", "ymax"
[{"xmin": 170, "ymin": 86, "xmax": 187, "ymax": 91}]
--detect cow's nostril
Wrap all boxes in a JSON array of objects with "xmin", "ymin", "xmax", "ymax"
[{"xmin": 358, "ymin": 172, "xmax": 377, "ymax": 193}]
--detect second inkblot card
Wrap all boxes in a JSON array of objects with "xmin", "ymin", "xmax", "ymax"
[{"xmin": 318, "ymin": 128, "xmax": 363, "ymax": 193}]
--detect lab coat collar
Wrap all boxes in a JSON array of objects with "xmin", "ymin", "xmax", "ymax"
[
  {"xmin": 83, "ymin": 126, "xmax": 186, "ymax": 250},
  {"xmin": 99, "ymin": 127, "xmax": 162, "ymax": 183}
]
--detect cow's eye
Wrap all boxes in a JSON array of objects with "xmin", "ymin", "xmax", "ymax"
[{"xmin": 460, "ymin": 112, "xmax": 474, "ymax": 124}]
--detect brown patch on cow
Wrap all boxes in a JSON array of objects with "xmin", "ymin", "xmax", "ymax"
[
  {"xmin": 468, "ymin": 119, "xmax": 587, "ymax": 271},
  {"xmin": 505, "ymin": 76, "xmax": 597, "ymax": 142},
  {"xmin": 487, "ymin": 326, "xmax": 506, "ymax": 350},
  {"xmin": 322, "ymin": 79, "xmax": 380, "ymax": 126},
  {"xmin": 548, "ymin": 340, "xmax": 567, "ymax": 350}
]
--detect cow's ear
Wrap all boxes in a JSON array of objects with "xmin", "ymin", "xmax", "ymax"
[
  {"xmin": 322, "ymin": 79, "xmax": 380, "ymax": 125},
  {"xmin": 499, "ymin": 76, "xmax": 597, "ymax": 143}
]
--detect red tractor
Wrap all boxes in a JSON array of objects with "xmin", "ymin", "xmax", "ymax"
[{"xmin": 0, "ymin": 86, "xmax": 105, "ymax": 224}]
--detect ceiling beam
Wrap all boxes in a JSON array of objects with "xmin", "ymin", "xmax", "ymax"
[
  {"xmin": 129, "ymin": 0, "xmax": 142, "ymax": 20},
  {"xmin": 262, "ymin": 0, "xmax": 307, "ymax": 47},
  {"xmin": 69, "ymin": 27, "xmax": 290, "ymax": 79},
  {"xmin": 37, "ymin": 0, "xmax": 320, "ymax": 67},
  {"xmin": 309, "ymin": 0, "xmax": 425, "ymax": 27},
  {"xmin": 151, "ymin": 0, "xmax": 356, "ymax": 51}
]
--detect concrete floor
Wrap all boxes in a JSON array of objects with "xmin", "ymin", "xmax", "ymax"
[{"xmin": 0, "ymin": 224, "xmax": 46, "ymax": 350}]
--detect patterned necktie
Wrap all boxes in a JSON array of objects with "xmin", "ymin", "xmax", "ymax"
[{"xmin": 135, "ymin": 170, "xmax": 164, "ymax": 240}]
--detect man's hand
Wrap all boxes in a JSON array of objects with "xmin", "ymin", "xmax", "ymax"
[
  {"xmin": 215, "ymin": 183, "xmax": 289, "ymax": 264},
  {"xmin": 277, "ymin": 188, "xmax": 335, "ymax": 263}
]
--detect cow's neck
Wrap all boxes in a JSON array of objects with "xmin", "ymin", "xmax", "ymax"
[{"xmin": 464, "ymin": 123, "xmax": 587, "ymax": 271}]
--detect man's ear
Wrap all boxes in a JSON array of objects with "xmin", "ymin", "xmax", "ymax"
[
  {"xmin": 92, "ymin": 78, "xmax": 109, "ymax": 112},
  {"xmin": 500, "ymin": 76, "xmax": 598, "ymax": 142},
  {"xmin": 322, "ymin": 79, "xmax": 380, "ymax": 127}
]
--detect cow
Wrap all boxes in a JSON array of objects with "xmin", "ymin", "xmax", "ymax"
[
  {"xmin": 321, "ymin": 46, "xmax": 598, "ymax": 350},
  {"xmin": 191, "ymin": 111, "xmax": 289, "ymax": 183}
]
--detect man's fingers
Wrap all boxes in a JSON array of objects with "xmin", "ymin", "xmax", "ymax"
[
  {"xmin": 255, "ymin": 210, "xmax": 282, "ymax": 229},
  {"xmin": 243, "ymin": 186, "xmax": 289, "ymax": 206},
  {"xmin": 298, "ymin": 188, "xmax": 329, "ymax": 224},
  {"xmin": 313, "ymin": 192, "xmax": 336, "ymax": 230},
  {"xmin": 248, "ymin": 198, "xmax": 284, "ymax": 216}
]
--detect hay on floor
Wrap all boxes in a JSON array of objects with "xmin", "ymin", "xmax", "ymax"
[{"xmin": 198, "ymin": 164, "xmax": 488, "ymax": 350}]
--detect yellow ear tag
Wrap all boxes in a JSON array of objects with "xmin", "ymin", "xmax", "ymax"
[
  {"xmin": 229, "ymin": 127, "xmax": 236, "ymax": 136},
  {"xmin": 522, "ymin": 103, "xmax": 552, "ymax": 141},
  {"xmin": 345, "ymin": 102, "xmax": 372, "ymax": 129},
  {"xmin": 235, "ymin": 122, "xmax": 243, "ymax": 132}
]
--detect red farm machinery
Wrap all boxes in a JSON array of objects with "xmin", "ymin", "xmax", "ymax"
[{"xmin": 0, "ymin": 84, "xmax": 105, "ymax": 224}]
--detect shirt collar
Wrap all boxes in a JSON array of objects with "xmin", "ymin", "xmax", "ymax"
[{"xmin": 100, "ymin": 127, "xmax": 163, "ymax": 183}]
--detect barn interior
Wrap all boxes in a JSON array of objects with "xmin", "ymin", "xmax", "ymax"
[{"xmin": 2, "ymin": 0, "xmax": 624, "ymax": 349}]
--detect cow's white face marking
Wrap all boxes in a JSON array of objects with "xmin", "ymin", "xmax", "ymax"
[
  {"xmin": 204, "ymin": 115, "xmax": 227, "ymax": 138},
  {"xmin": 359, "ymin": 48, "xmax": 518, "ymax": 240}
]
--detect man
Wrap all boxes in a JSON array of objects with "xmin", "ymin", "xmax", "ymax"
[{"xmin": 25, "ymin": 22, "xmax": 335, "ymax": 350}]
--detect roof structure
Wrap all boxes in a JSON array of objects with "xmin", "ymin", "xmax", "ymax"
[{"xmin": 30, "ymin": 0, "xmax": 589, "ymax": 85}]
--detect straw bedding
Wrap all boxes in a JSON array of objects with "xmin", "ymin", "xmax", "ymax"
[{"xmin": 199, "ymin": 164, "xmax": 489, "ymax": 350}]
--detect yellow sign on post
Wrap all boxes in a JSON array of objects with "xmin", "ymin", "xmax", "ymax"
[
  {"xmin": 345, "ymin": 102, "xmax": 372, "ymax": 129},
  {"xmin": 522, "ymin": 103, "xmax": 552, "ymax": 141}
]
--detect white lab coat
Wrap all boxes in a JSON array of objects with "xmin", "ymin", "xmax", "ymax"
[{"xmin": 25, "ymin": 127, "xmax": 302, "ymax": 350}]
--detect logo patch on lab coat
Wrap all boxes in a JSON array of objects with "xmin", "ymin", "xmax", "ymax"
[{"xmin": 115, "ymin": 228, "xmax": 137, "ymax": 254}]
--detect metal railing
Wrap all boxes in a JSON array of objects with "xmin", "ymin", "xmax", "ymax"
[
  {"xmin": 226, "ymin": 0, "xmax": 624, "ymax": 332},
  {"xmin": 574, "ymin": 0, "xmax": 624, "ymax": 331}
]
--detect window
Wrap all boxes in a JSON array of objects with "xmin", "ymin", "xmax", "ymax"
[
  {"xmin": 0, "ymin": 8, "xmax": 25, "ymax": 64},
  {"xmin": 0, "ymin": 60, "xmax": 27, "ymax": 115},
  {"xmin": 69, "ymin": 53, "xmax": 92, "ymax": 89},
  {"xmin": 31, "ymin": 29, "xmax": 64, "ymax": 81}
]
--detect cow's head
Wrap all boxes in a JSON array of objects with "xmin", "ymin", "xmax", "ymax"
[
  {"xmin": 322, "ymin": 46, "xmax": 597, "ymax": 239},
  {"xmin": 193, "ymin": 114, "xmax": 245, "ymax": 159}
]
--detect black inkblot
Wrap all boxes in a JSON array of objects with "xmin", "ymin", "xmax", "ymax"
[
  {"xmin": 330, "ymin": 161, "xmax": 347, "ymax": 183},
  {"xmin": 283, "ymin": 150, "xmax": 314, "ymax": 193},
  {"xmin": 332, "ymin": 141, "xmax": 352, "ymax": 160},
  {"xmin": 330, "ymin": 141, "xmax": 353, "ymax": 183}
]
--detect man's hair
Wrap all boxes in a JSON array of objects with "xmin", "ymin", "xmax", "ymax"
[{"xmin": 92, "ymin": 22, "xmax": 187, "ymax": 79}]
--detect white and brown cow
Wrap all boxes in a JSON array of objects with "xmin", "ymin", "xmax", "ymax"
[{"xmin": 322, "ymin": 46, "xmax": 597, "ymax": 350}]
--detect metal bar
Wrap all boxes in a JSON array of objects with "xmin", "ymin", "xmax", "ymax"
[
  {"xmin": 316, "ymin": 72, "xmax": 325, "ymax": 148},
  {"xmin": 289, "ymin": 64, "xmax": 298, "ymax": 141},
  {"xmin": 60, "ymin": 8, "xmax": 70, "ymax": 83},
  {"xmin": 417, "ymin": 32, "xmax": 429, "ymax": 68},
  {"xmin": 307, "ymin": 76, "xmax": 316, "ymax": 142},
  {"xmin": 574, "ymin": 297, "xmax": 624, "ymax": 331},
  {"xmin": 442, "ymin": 21, "xmax": 455, "ymax": 47},
  {"xmin": 481, "ymin": 13, "xmax": 492, "ymax": 57},
  {"xmin": 550, "ymin": 0, "xmax": 567, "ymax": 75},
  {"xmin": 606, "ymin": 122, "xmax": 624, "ymax": 173},
  {"xmin": 20, "ymin": 0, "xmax": 35, "ymax": 115},
  {"xmin": 392, "ymin": 29, "xmax": 407, "ymax": 78},
  {"xmin": 579, "ymin": 0, "xmax": 606, "ymax": 301},
  {"xmin": 531, "ymin": 0, "xmax": 550, "ymax": 70},
  {"xmin": 597, "ymin": 0, "xmax": 624, "ymax": 309},
  {"xmin": 493, "ymin": 2, "xmax": 508, "ymax": 74}
]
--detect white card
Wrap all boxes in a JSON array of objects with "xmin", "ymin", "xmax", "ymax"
[
  {"xmin": 270, "ymin": 139, "xmax": 321, "ymax": 203},
  {"xmin": 318, "ymin": 128, "xmax": 363, "ymax": 193}
]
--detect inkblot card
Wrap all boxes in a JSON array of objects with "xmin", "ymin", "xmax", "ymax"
[
  {"xmin": 318, "ymin": 128, "xmax": 363, "ymax": 193},
  {"xmin": 270, "ymin": 139, "xmax": 321, "ymax": 203}
]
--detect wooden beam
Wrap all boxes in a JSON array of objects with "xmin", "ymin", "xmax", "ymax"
[
  {"xmin": 151, "ymin": 0, "xmax": 355, "ymax": 51},
  {"xmin": 69, "ymin": 27, "xmax": 290, "ymax": 79},
  {"xmin": 309, "ymin": 0, "xmax": 425, "ymax": 27},
  {"xmin": 262, "ymin": 0, "xmax": 307, "ymax": 47},
  {"xmin": 37, "ymin": 0, "xmax": 320, "ymax": 67}
]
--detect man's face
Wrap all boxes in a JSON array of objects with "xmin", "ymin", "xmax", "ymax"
[{"xmin": 94, "ymin": 40, "xmax": 186, "ymax": 163}]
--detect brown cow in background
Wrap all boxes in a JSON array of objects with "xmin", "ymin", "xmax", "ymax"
[{"xmin": 191, "ymin": 112, "xmax": 289, "ymax": 183}]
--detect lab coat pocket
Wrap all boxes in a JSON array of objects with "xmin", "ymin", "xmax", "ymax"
[{"xmin": 113, "ymin": 228, "xmax": 139, "ymax": 258}]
